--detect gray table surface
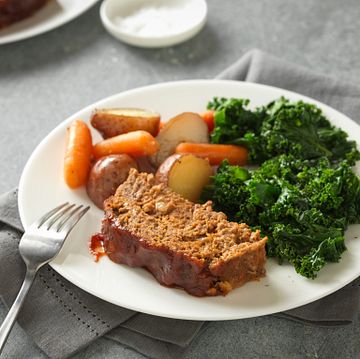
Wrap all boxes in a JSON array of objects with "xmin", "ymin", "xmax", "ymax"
[{"xmin": 1, "ymin": 0, "xmax": 360, "ymax": 358}]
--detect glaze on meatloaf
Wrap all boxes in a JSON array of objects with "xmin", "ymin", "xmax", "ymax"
[
  {"xmin": 102, "ymin": 169, "xmax": 267, "ymax": 297},
  {"xmin": 0, "ymin": 0, "xmax": 48, "ymax": 29}
]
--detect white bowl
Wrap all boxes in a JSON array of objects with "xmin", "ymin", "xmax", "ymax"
[{"xmin": 100, "ymin": 0, "xmax": 207, "ymax": 48}]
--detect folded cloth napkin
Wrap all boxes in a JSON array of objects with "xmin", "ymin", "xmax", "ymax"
[{"xmin": 1, "ymin": 49, "xmax": 360, "ymax": 359}]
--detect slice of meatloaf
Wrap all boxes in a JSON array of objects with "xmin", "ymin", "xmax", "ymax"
[{"xmin": 102, "ymin": 169, "xmax": 267, "ymax": 297}]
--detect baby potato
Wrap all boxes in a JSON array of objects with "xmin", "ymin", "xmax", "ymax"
[
  {"xmin": 91, "ymin": 108, "xmax": 160, "ymax": 138},
  {"xmin": 86, "ymin": 154, "xmax": 137, "ymax": 209},
  {"xmin": 155, "ymin": 154, "xmax": 213, "ymax": 202},
  {"xmin": 135, "ymin": 156, "xmax": 156, "ymax": 174}
]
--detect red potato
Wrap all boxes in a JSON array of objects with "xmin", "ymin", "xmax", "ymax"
[
  {"xmin": 86, "ymin": 154, "xmax": 138, "ymax": 209},
  {"xmin": 155, "ymin": 154, "xmax": 213, "ymax": 202},
  {"xmin": 135, "ymin": 156, "xmax": 156, "ymax": 174},
  {"xmin": 150, "ymin": 112, "xmax": 209, "ymax": 168},
  {"xmin": 91, "ymin": 108, "xmax": 160, "ymax": 138}
]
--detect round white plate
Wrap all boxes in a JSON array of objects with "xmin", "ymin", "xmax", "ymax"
[
  {"xmin": 0, "ymin": 0, "xmax": 99, "ymax": 45},
  {"xmin": 18, "ymin": 80, "xmax": 360, "ymax": 321}
]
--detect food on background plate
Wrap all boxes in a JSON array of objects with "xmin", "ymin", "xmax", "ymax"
[
  {"xmin": 175, "ymin": 142, "xmax": 248, "ymax": 165},
  {"xmin": 100, "ymin": 169, "xmax": 267, "ymax": 297},
  {"xmin": 86, "ymin": 154, "xmax": 138, "ymax": 209},
  {"xmin": 0, "ymin": 0, "xmax": 48, "ymax": 29},
  {"xmin": 63, "ymin": 119, "xmax": 92, "ymax": 189},
  {"xmin": 155, "ymin": 153, "xmax": 213, "ymax": 202},
  {"xmin": 150, "ymin": 112, "xmax": 209, "ymax": 167},
  {"xmin": 91, "ymin": 108, "xmax": 160, "ymax": 138},
  {"xmin": 93, "ymin": 130, "xmax": 159, "ymax": 159}
]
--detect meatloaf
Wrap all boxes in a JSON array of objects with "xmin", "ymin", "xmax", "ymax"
[
  {"xmin": 102, "ymin": 169, "xmax": 267, "ymax": 297},
  {"xmin": 0, "ymin": 0, "xmax": 48, "ymax": 29}
]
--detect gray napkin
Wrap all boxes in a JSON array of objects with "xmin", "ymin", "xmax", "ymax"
[{"xmin": 1, "ymin": 49, "xmax": 360, "ymax": 359}]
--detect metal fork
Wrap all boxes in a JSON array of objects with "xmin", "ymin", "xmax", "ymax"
[{"xmin": 0, "ymin": 202, "xmax": 90, "ymax": 354}]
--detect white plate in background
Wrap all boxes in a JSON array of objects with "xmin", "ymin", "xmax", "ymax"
[
  {"xmin": 18, "ymin": 80, "xmax": 360, "ymax": 320},
  {"xmin": 0, "ymin": 0, "xmax": 99, "ymax": 45}
]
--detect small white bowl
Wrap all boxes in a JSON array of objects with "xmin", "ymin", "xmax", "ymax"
[{"xmin": 100, "ymin": 0, "xmax": 207, "ymax": 48}]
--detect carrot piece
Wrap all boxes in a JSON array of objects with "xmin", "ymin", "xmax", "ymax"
[
  {"xmin": 64, "ymin": 119, "xmax": 93, "ymax": 188},
  {"xmin": 93, "ymin": 130, "xmax": 159, "ymax": 159},
  {"xmin": 200, "ymin": 110, "xmax": 215, "ymax": 132},
  {"xmin": 154, "ymin": 121, "xmax": 166, "ymax": 136},
  {"xmin": 175, "ymin": 143, "xmax": 248, "ymax": 166}
]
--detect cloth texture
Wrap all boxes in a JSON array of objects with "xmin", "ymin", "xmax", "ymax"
[{"xmin": 1, "ymin": 49, "xmax": 360, "ymax": 359}]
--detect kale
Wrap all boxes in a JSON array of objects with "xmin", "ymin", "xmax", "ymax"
[
  {"xmin": 209, "ymin": 97, "xmax": 360, "ymax": 165},
  {"xmin": 201, "ymin": 155, "xmax": 360, "ymax": 278},
  {"xmin": 202, "ymin": 161, "xmax": 257, "ymax": 224},
  {"xmin": 203, "ymin": 96, "xmax": 360, "ymax": 278}
]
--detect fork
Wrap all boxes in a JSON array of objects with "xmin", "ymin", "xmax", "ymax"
[{"xmin": 0, "ymin": 202, "xmax": 90, "ymax": 354}]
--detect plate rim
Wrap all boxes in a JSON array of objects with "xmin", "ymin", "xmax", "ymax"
[
  {"xmin": 18, "ymin": 79, "xmax": 360, "ymax": 320},
  {"xmin": 0, "ymin": 0, "xmax": 100, "ymax": 45}
]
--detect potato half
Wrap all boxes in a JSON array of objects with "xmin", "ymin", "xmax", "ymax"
[
  {"xmin": 150, "ymin": 112, "xmax": 209, "ymax": 168},
  {"xmin": 91, "ymin": 108, "xmax": 160, "ymax": 138},
  {"xmin": 155, "ymin": 154, "xmax": 213, "ymax": 202}
]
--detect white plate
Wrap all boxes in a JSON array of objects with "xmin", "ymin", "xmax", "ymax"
[
  {"xmin": 0, "ymin": 0, "xmax": 99, "ymax": 45},
  {"xmin": 18, "ymin": 80, "xmax": 360, "ymax": 321}
]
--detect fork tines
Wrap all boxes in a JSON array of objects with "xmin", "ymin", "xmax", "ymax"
[{"xmin": 35, "ymin": 203, "xmax": 90, "ymax": 234}]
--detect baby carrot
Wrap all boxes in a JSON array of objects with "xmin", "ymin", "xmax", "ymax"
[
  {"xmin": 159, "ymin": 121, "xmax": 166, "ymax": 130},
  {"xmin": 154, "ymin": 121, "xmax": 166, "ymax": 136},
  {"xmin": 175, "ymin": 143, "xmax": 248, "ymax": 166},
  {"xmin": 93, "ymin": 130, "xmax": 159, "ymax": 159},
  {"xmin": 64, "ymin": 119, "xmax": 93, "ymax": 188},
  {"xmin": 200, "ymin": 110, "xmax": 215, "ymax": 132}
]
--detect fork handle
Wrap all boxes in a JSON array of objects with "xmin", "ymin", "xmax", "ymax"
[{"xmin": 0, "ymin": 268, "xmax": 37, "ymax": 354}]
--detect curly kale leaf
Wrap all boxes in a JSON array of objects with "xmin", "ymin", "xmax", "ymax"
[
  {"xmin": 260, "ymin": 99, "xmax": 332, "ymax": 160},
  {"xmin": 270, "ymin": 223, "xmax": 345, "ymax": 278},
  {"xmin": 317, "ymin": 126, "xmax": 360, "ymax": 165}
]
